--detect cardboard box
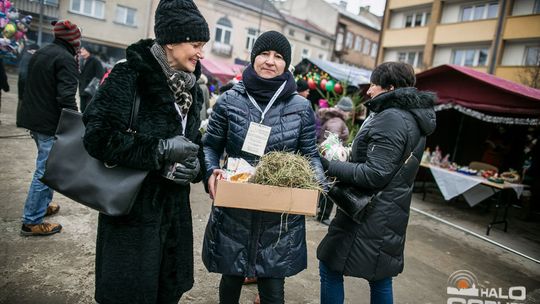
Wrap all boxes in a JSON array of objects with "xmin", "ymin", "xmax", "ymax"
[{"xmin": 214, "ymin": 180, "xmax": 319, "ymax": 216}]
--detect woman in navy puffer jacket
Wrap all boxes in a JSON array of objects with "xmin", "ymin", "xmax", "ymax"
[{"xmin": 202, "ymin": 31, "xmax": 324, "ymax": 304}]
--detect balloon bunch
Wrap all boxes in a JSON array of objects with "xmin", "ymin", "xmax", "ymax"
[
  {"xmin": 0, "ymin": 0, "xmax": 32, "ymax": 59},
  {"xmin": 298, "ymin": 68, "xmax": 343, "ymax": 94}
]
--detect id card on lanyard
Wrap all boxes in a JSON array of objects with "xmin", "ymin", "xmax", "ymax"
[{"xmin": 241, "ymin": 81, "xmax": 286, "ymax": 156}]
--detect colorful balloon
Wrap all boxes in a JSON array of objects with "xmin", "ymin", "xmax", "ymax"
[
  {"xmin": 320, "ymin": 79, "xmax": 327, "ymax": 91},
  {"xmin": 307, "ymin": 78, "xmax": 317, "ymax": 90},
  {"xmin": 313, "ymin": 73, "xmax": 321, "ymax": 85},
  {"xmin": 334, "ymin": 82, "xmax": 343, "ymax": 94},
  {"xmin": 326, "ymin": 80, "xmax": 335, "ymax": 92}
]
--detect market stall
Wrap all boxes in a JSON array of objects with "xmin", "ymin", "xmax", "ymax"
[{"xmin": 200, "ymin": 58, "xmax": 245, "ymax": 85}]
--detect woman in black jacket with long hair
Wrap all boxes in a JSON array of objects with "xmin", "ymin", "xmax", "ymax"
[{"xmin": 317, "ymin": 62, "xmax": 436, "ymax": 304}]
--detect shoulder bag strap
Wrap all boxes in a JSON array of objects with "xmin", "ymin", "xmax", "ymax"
[{"xmin": 126, "ymin": 91, "xmax": 140, "ymax": 134}]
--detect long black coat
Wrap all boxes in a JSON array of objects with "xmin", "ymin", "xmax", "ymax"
[
  {"xmin": 317, "ymin": 88, "xmax": 436, "ymax": 281},
  {"xmin": 82, "ymin": 39, "xmax": 205, "ymax": 304},
  {"xmin": 79, "ymin": 55, "xmax": 104, "ymax": 98},
  {"xmin": 17, "ymin": 39, "xmax": 78, "ymax": 135},
  {"xmin": 202, "ymin": 81, "xmax": 325, "ymax": 278}
]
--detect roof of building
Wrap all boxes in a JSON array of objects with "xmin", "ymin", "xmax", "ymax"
[
  {"xmin": 333, "ymin": 4, "xmax": 381, "ymax": 31},
  {"xmin": 280, "ymin": 12, "xmax": 334, "ymax": 40},
  {"xmin": 416, "ymin": 64, "xmax": 540, "ymax": 116},
  {"xmin": 223, "ymin": 0, "xmax": 283, "ymax": 20}
]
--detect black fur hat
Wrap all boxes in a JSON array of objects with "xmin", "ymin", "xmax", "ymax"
[
  {"xmin": 250, "ymin": 31, "xmax": 292, "ymax": 69},
  {"xmin": 154, "ymin": 0, "xmax": 210, "ymax": 45}
]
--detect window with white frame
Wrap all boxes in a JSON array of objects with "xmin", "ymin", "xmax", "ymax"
[
  {"xmin": 371, "ymin": 43, "xmax": 378, "ymax": 58},
  {"xmin": 354, "ymin": 35, "xmax": 362, "ymax": 51},
  {"xmin": 362, "ymin": 39, "xmax": 371, "ymax": 55},
  {"xmin": 452, "ymin": 48, "xmax": 489, "ymax": 66},
  {"xmin": 215, "ymin": 17, "xmax": 232, "ymax": 45},
  {"xmin": 336, "ymin": 27, "xmax": 345, "ymax": 52},
  {"xmin": 245, "ymin": 28, "xmax": 258, "ymax": 51},
  {"xmin": 301, "ymin": 48, "xmax": 310, "ymax": 59},
  {"xmin": 318, "ymin": 53, "xmax": 326, "ymax": 60},
  {"xmin": 404, "ymin": 11, "xmax": 430, "ymax": 28},
  {"xmin": 461, "ymin": 2, "xmax": 499, "ymax": 21},
  {"xmin": 345, "ymin": 32, "xmax": 353, "ymax": 49},
  {"xmin": 398, "ymin": 51, "xmax": 423, "ymax": 67},
  {"xmin": 524, "ymin": 46, "xmax": 540, "ymax": 66},
  {"xmin": 70, "ymin": 0, "xmax": 105, "ymax": 19},
  {"xmin": 115, "ymin": 5, "xmax": 136, "ymax": 26}
]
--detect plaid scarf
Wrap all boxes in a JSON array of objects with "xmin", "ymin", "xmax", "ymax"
[{"xmin": 150, "ymin": 43, "xmax": 196, "ymax": 115}]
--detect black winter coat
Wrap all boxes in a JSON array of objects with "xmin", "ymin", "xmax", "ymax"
[
  {"xmin": 317, "ymin": 88, "xmax": 436, "ymax": 281},
  {"xmin": 202, "ymin": 81, "xmax": 325, "ymax": 278},
  {"xmin": 16, "ymin": 39, "xmax": 78, "ymax": 135},
  {"xmin": 83, "ymin": 39, "xmax": 205, "ymax": 304},
  {"xmin": 79, "ymin": 55, "xmax": 104, "ymax": 98}
]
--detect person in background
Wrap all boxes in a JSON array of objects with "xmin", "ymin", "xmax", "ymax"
[
  {"xmin": 317, "ymin": 62, "xmax": 436, "ymax": 304},
  {"xmin": 16, "ymin": 20, "xmax": 80, "ymax": 236},
  {"xmin": 198, "ymin": 73, "xmax": 210, "ymax": 119},
  {"xmin": 202, "ymin": 30, "xmax": 325, "ymax": 304},
  {"xmin": 79, "ymin": 45, "xmax": 104, "ymax": 112},
  {"xmin": 296, "ymin": 79, "xmax": 309, "ymax": 98},
  {"xmin": 0, "ymin": 57, "xmax": 9, "ymax": 117}
]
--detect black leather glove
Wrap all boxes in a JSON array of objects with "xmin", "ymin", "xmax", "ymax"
[
  {"xmin": 320, "ymin": 157, "xmax": 330, "ymax": 172},
  {"xmin": 158, "ymin": 136, "xmax": 199, "ymax": 164},
  {"xmin": 170, "ymin": 158, "xmax": 200, "ymax": 185}
]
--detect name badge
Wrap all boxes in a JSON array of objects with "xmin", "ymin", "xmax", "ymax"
[{"xmin": 241, "ymin": 122, "xmax": 272, "ymax": 156}]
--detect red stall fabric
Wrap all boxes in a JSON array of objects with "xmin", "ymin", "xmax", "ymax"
[
  {"xmin": 416, "ymin": 64, "xmax": 540, "ymax": 116},
  {"xmin": 200, "ymin": 58, "xmax": 245, "ymax": 84}
]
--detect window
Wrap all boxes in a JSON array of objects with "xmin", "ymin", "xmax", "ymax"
[
  {"xmin": 535, "ymin": 0, "xmax": 540, "ymax": 14},
  {"xmin": 318, "ymin": 53, "xmax": 327, "ymax": 60},
  {"xmin": 397, "ymin": 51, "xmax": 423, "ymax": 67},
  {"xmin": 70, "ymin": 0, "xmax": 104, "ymax": 19},
  {"xmin": 524, "ymin": 46, "xmax": 540, "ymax": 66},
  {"xmin": 215, "ymin": 17, "xmax": 232, "ymax": 45},
  {"xmin": 362, "ymin": 39, "xmax": 371, "ymax": 55},
  {"xmin": 289, "ymin": 29, "xmax": 295, "ymax": 36},
  {"xmin": 115, "ymin": 6, "xmax": 136, "ymax": 26},
  {"xmin": 452, "ymin": 48, "xmax": 489, "ymax": 66},
  {"xmin": 321, "ymin": 39, "xmax": 327, "ymax": 46},
  {"xmin": 245, "ymin": 28, "xmax": 258, "ymax": 51},
  {"xmin": 336, "ymin": 27, "xmax": 345, "ymax": 52},
  {"xmin": 301, "ymin": 48, "xmax": 310, "ymax": 59},
  {"xmin": 371, "ymin": 43, "xmax": 378, "ymax": 58},
  {"xmin": 44, "ymin": 0, "xmax": 59, "ymax": 5},
  {"xmin": 354, "ymin": 35, "xmax": 362, "ymax": 51},
  {"xmin": 305, "ymin": 35, "xmax": 311, "ymax": 42},
  {"xmin": 345, "ymin": 31, "xmax": 353, "ymax": 49},
  {"xmin": 404, "ymin": 11, "xmax": 430, "ymax": 28},
  {"xmin": 461, "ymin": 2, "xmax": 498, "ymax": 21}
]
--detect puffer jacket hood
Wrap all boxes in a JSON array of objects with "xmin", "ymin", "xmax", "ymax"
[
  {"xmin": 318, "ymin": 107, "xmax": 347, "ymax": 123},
  {"xmin": 366, "ymin": 87, "xmax": 436, "ymax": 136}
]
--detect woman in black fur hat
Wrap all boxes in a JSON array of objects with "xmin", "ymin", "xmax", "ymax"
[
  {"xmin": 202, "ymin": 31, "xmax": 326, "ymax": 303},
  {"xmin": 317, "ymin": 62, "xmax": 437, "ymax": 304},
  {"xmin": 82, "ymin": 0, "xmax": 209, "ymax": 303}
]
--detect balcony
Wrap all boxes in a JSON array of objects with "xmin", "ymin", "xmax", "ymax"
[
  {"xmin": 503, "ymin": 15, "xmax": 540, "ymax": 40},
  {"xmin": 16, "ymin": 0, "xmax": 59, "ymax": 20},
  {"xmin": 433, "ymin": 20, "xmax": 497, "ymax": 44},
  {"xmin": 389, "ymin": 0, "xmax": 433, "ymax": 10},
  {"xmin": 211, "ymin": 42, "xmax": 233, "ymax": 57},
  {"xmin": 382, "ymin": 27, "xmax": 428, "ymax": 48}
]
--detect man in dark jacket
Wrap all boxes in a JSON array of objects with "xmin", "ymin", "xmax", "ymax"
[
  {"xmin": 16, "ymin": 20, "xmax": 80, "ymax": 236},
  {"xmin": 78, "ymin": 46, "xmax": 104, "ymax": 112}
]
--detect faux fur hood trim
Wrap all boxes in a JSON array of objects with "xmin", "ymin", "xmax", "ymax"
[
  {"xmin": 365, "ymin": 87, "xmax": 436, "ymax": 112},
  {"xmin": 318, "ymin": 107, "xmax": 347, "ymax": 123}
]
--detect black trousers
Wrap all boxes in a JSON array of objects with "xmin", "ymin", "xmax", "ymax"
[{"xmin": 219, "ymin": 275, "xmax": 284, "ymax": 304}]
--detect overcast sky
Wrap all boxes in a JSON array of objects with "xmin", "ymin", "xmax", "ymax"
[{"xmin": 326, "ymin": 0, "xmax": 387, "ymax": 16}]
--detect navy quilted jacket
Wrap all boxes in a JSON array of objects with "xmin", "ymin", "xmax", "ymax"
[{"xmin": 202, "ymin": 81, "xmax": 324, "ymax": 278}]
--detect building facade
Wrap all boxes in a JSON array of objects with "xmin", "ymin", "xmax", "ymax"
[
  {"xmin": 20, "ymin": 0, "xmax": 154, "ymax": 65},
  {"xmin": 378, "ymin": 0, "xmax": 540, "ymax": 86}
]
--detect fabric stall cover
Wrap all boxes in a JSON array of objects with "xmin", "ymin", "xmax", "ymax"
[{"xmin": 200, "ymin": 58, "xmax": 245, "ymax": 84}]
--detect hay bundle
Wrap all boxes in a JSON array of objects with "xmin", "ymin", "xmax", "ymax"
[{"xmin": 252, "ymin": 151, "xmax": 322, "ymax": 191}]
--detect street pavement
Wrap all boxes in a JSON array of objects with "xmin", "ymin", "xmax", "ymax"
[{"xmin": 1, "ymin": 72, "xmax": 539, "ymax": 303}]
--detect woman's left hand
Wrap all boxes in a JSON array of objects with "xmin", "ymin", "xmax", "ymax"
[{"xmin": 208, "ymin": 169, "xmax": 225, "ymax": 200}]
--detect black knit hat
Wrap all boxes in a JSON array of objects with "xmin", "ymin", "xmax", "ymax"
[
  {"xmin": 250, "ymin": 31, "xmax": 292, "ymax": 69},
  {"xmin": 154, "ymin": 0, "xmax": 210, "ymax": 45},
  {"xmin": 296, "ymin": 79, "xmax": 309, "ymax": 92}
]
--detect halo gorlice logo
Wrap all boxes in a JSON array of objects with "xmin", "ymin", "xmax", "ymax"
[{"xmin": 447, "ymin": 270, "xmax": 526, "ymax": 304}]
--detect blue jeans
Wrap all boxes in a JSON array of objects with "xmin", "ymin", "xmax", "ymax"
[
  {"xmin": 319, "ymin": 261, "xmax": 393, "ymax": 304},
  {"xmin": 22, "ymin": 131, "xmax": 55, "ymax": 225}
]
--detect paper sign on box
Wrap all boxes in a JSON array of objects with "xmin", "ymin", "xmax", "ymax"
[{"xmin": 214, "ymin": 180, "xmax": 319, "ymax": 216}]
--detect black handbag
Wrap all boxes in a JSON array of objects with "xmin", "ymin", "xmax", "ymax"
[
  {"xmin": 327, "ymin": 184, "xmax": 373, "ymax": 224},
  {"xmin": 83, "ymin": 77, "xmax": 100, "ymax": 97},
  {"xmin": 41, "ymin": 93, "xmax": 148, "ymax": 216}
]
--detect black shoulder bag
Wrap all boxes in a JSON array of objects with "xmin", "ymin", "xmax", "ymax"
[{"xmin": 41, "ymin": 92, "xmax": 149, "ymax": 216}]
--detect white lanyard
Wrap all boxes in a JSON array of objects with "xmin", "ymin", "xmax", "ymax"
[
  {"xmin": 246, "ymin": 81, "xmax": 287, "ymax": 124},
  {"xmin": 173, "ymin": 103, "xmax": 188, "ymax": 133}
]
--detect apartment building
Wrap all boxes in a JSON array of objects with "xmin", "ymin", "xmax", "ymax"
[
  {"xmin": 19, "ymin": 0, "xmax": 154, "ymax": 65},
  {"xmin": 378, "ymin": 0, "xmax": 540, "ymax": 85},
  {"xmin": 195, "ymin": 0, "xmax": 334, "ymax": 66}
]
